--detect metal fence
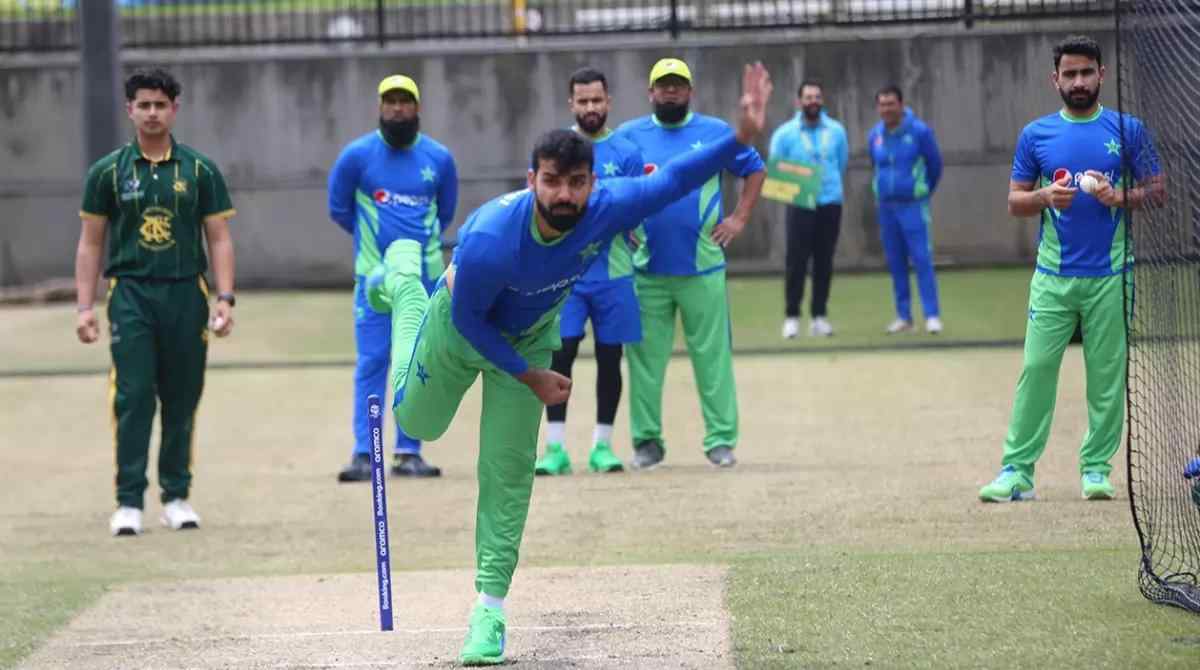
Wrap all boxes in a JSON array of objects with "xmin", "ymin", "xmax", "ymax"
[{"xmin": 1, "ymin": 0, "xmax": 1111, "ymax": 52}]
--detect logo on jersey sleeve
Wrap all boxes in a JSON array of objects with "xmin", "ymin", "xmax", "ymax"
[
  {"xmin": 643, "ymin": 163, "xmax": 658, "ymax": 175},
  {"xmin": 579, "ymin": 241, "xmax": 602, "ymax": 261}
]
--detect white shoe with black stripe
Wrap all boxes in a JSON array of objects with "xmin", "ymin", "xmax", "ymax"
[
  {"xmin": 161, "ymin": 499, "xmax": 200, "ymax": 530},
  {"xmin": 109, "ymin": 506, "xmax": 143, "ymax": 537}
]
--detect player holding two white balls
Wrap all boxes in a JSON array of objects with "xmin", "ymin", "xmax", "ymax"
[{"xmin": 979, "ymin": 34, "xmax": 1166, "ymax": 503}]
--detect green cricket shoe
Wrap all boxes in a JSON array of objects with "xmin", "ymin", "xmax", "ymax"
[
  {"xmin": 365, "ymin": 239, "xmax": 424, "ymax": 314},
  {"xmin": 1082, "ymin": 471, "xmax": 1116, "ymax": 500},
  {"xmin": 979, "ymin": 465, "xmax": 1035, "ymax": 502},
  {"xmin": 588, "ymin": 442, "xmax": 624, "ymax": 473},
  {"xmin": 459, "ymin": 602, "xmax": 506, "ymax": 666},
  {"xmin": 534, "ymin": 443, "xmax": 572, "ymax": 476}
]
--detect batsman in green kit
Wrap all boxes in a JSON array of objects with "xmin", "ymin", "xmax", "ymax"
[
  {"xmin": 75, "ymin": 69, "xmax": 237, "ymax": 536},
  {"xmin": 979, "ymin": 36, "xmax": 1164, "ymax": 502}
]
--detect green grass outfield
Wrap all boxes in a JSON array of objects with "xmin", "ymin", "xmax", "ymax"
[
  {"xmin": 4, "ymin": 268, "xmax": 1198, "ymax": 669},
  {"xmin": 0, "ymin": 268, "xmax": 1034, "ymax": 377}
]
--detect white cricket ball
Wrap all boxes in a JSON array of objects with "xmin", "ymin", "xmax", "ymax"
[
  {"xmin": 1079, "ymin": 175, "xmax": 1100, "ymax": 194},
  {"xmin": 211, "ymin": 316, "xmax": 226, "ymax": 332}
]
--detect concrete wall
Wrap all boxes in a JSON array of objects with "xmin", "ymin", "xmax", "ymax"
[{"xmin": 0, "ymin": 20, "xmax": 1115, "ymax": 287}]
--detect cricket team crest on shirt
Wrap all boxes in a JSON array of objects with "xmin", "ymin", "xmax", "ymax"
[
  {"xmin": 138, "ymin": 206, "xmax": 176, "ymax": 251},
  {"xmin": 173, "ymin": 179, "xmax": 188, "ymax": 194}
]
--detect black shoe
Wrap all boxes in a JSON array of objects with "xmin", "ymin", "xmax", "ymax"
[
  {"xmin": 337, "ymin": 453, "xmax": 373, "ymax": 482},
  {"xmin": 706, "ymin": 445, "xmax": 737, "ymax": 468},
  {"xmin": 391, "ymin": 453, "xmax": 442, "ymax": 478},
  {"xmin": 631, "ymin": 440, "xmax": 665, "ymax": 470}
]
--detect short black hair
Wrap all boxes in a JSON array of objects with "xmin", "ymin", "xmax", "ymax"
[
  {"xmin": 530, "ymin": 129, "xmax": 594, "ymax": 174},
  {"xmin": 568, "ymin": 67, "xmax": 608, "ymax": 94},
  {"xmin": 124, "ymin": 68, "xmax": 181, "ymax": 102},
  {"xmin": 798, "ymin": 80, "xmax": 823, "ymax": 97},
  {"xmin": 1053, "ymin": 34, "xmax": 1102, "ymax": 70},
  {"xmin": 875, "ymin": 85, "xmax": 903, "ymax": 103}
]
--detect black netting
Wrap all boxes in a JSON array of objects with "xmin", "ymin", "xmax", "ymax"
[{"xmin": 1119, "ymin": 0, "xmax": 1200, "ymax": 614}]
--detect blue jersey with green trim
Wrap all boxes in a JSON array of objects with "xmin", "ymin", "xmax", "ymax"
[
  {"xmin": 580, "ymin": 129, "xmax": 644, "ymax": 283},
  {"xmin": 615, "ymin": 112, "xmax": 765, "ymax": 276},
  {"xmin": 867, "ymin": 108, "xmax": 942, "ymax": 203},
  {"xmin": 328, "ymin": 132, "xmax": 458, "ymax": 277},
  {"xmin": 1012, "ymin": 107, "xmax": 1160, "ymax": 277},
  {"xmin": 450, "ymin": 134, "xmax": 747, "ymax": 376}
]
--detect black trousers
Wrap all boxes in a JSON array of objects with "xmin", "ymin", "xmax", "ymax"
[{"xmin": 785, "ymin": 204, "xmax": 842, "ymax": 318}]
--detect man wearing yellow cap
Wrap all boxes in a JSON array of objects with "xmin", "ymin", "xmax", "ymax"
[
  {"xmin": 615, "ymin": 57, "xmax": 765, "ymax": 470},
  {"xmin": 328, "ymin": 74, "xmax": 458, "ymax": 482}
]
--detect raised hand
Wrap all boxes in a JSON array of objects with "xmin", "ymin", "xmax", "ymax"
[{"xmin": 735, "ymin": 62, "xmax": 773, "ymax": 145}]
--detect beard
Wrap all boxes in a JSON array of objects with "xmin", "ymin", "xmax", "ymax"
[
  {"xmin": 653, "ymin": 100, "xmax": 689, "ymax": 124},
  {"xmin": 802, "ymin": 104, "xmax": 822, "ymax": 122},
  {"xmin": 1059, "ymin": 85, "xmax": 1100, "ymax": 112},
  {"xmin": 575, "ymin": 111, "xmax": 607, "ymax": 135},
  {"xmin": 535, "ymin": 196, "xmax": 586, "ymax": 233},
  {"xmin": 379, "ymin": 115, "xmax": 420, "ymax": 147}
]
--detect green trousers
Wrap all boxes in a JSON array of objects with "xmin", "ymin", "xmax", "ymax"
[
  {"xmin": 1001, "ymin": 271, "xmax": 1127, "ymax": 477},
  {"xmin": 381, "ymin": 244, "xmax": 557, "ymax": 598},
  {"xmin": 107, "ymin": 276, "xmax": 209, "ymax": 508},
  {"xmin": 627, "ymin": 270, "xmax": 738, "ymax": 453}
]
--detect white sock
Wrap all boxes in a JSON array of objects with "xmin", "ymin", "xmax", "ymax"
[
  {"xmin": 593, "ymin": 424, "xmax": 613, "ymax": 445},
  {"xmin": 478, "ymin": 593, "xmax": 504, "ymax": 610},
  {"xmin": 546, "ymin": 422, "xmax": 565, "ymax": 446}
]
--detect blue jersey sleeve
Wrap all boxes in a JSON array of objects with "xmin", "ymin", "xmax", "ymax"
[
  {"xmin": 835, "ymin": 125, "xmax": 849, "ymax": 175},
  {"xmin": 730, "ymin": 144, "xmax": 765, "ymax": 178},
  {"xmin": 1129, "ymin": 119, "xmax": 1162, "ymax": 181},
  {"xmin": 919, "ymin": 125, "xmax": 943, "ymax": 192},
  {"xmin": 866, "ymin": 127, "xmax": 879, "ymax": 166},
  {"xmin": 602, "ymin": 133, "xmax": 748, "ymax": 229},
  {"xmin": 328, "ymin": 142, "xmax": 363, "ymax": 235},
  {"xmin": 450, "ymin": 232, "xmax": 528, "ymax": 376},
  {"xmin": 437, "ymin": 151, "xmax": 459, "ymax": 228},
  {"xmin": 1011, "ymin": 127, "xmax": 1039, "ymax": 183}
]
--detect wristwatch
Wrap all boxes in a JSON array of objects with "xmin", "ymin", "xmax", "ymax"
[{"xmin": 217, "ymin": 292, "xmax": 236, "ymax": 307}]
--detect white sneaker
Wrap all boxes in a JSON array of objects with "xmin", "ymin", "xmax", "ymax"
[
  {"xmin": 809, "ymin": 317, "xmax": 834, "ymax": 337},
  {"xmin": 925, "ymin": 316, "xmax": 944, "ymax": 334},
  {"xmin": 109, "ymin": 506, "xmax": 143, "ymax": 536},
  {"xmin": 781, "ymin": 317, "xmax": 800, "ymax": 339},
  {"xmin": 161, "ymin": 499, "xmax": 201, "ymax": 530},
  {"xmin": 885, "ymin": 319, "xmax": 913, "ymax": 334}
]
